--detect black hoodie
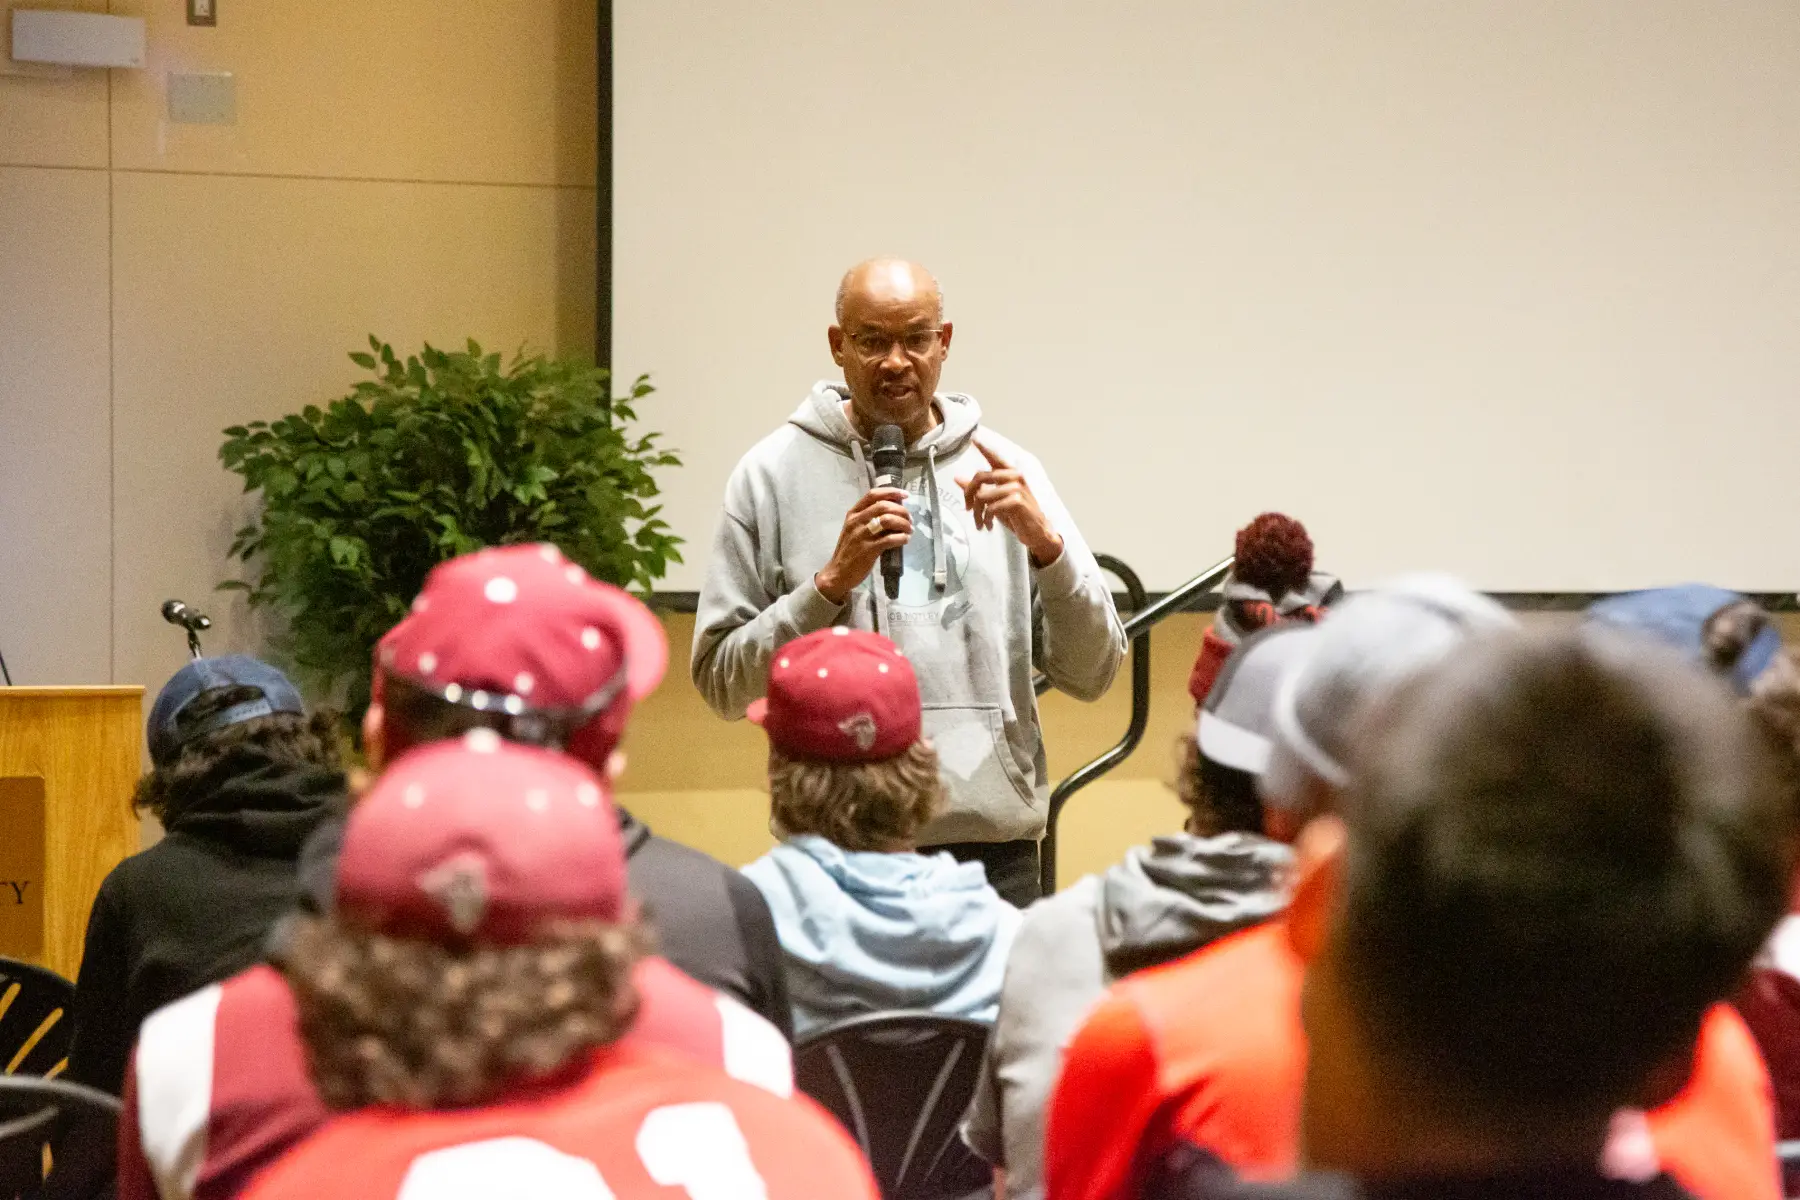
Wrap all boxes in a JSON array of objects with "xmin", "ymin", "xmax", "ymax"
[{"xmin": 68, "ymin": 755, "xmax": 340, "ymax": 1095}]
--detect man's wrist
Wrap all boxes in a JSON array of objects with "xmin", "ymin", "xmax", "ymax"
[
  {"xmin": 1027, "ymin": 530, "xmax": 1065, "ymax": 569},
  {"xmin": 814, "ymin": 568, "xmax": 849, "ymax": 606}
]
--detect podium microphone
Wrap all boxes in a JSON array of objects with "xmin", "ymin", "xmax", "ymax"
[
  {"xmin": 162, "ymin": 599, "xmax": 212, "ymax": 660},
  {"xmin": 871, "ymin": 424, "xmax": 906, "ymax": 600}
]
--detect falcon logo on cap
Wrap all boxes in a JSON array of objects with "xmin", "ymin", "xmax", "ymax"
[
  {"xmin": 838, "ymin": 712, "xmax": 879, "ymax": 752},
  {"xmin": 418, "ymin": 853, "xmax": 491, "ymax": 936}
]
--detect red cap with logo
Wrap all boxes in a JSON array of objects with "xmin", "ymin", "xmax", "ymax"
[
  {"xmin": 747, "ymin": 627, "xmax": 921, "ymax": 762},
  {"xmin": 372, "ymin": 544, "xmax": 667, "ymax": 769},
  {"xmin": 335, "ymin": 732, "xmax": 629, "ymax": 945}
]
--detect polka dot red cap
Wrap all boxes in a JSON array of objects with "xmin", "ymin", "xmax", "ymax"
[
  {"xmin": 748, "ymin": 627, "xmax": 921, "ymax": 762},
  {"xmin": 373, "ymin": 544, "xmax": 667, "ymax": 769},
  {"xmin": 335, "ymin": 733, "xmax": 628, "ymax": 945}
]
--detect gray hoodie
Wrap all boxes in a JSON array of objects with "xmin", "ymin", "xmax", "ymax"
[
  {"xmin": 692, "ymin": 383, "xmax": 1125, "ymax": 843},
  {"xmin": 962, "ymin": 832, "xmax": 1292, "ymax": 1200}
]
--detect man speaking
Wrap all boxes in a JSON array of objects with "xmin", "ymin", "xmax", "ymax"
[{"xmin": 692, "ymin": 259, "xmax": 1125, "ymax": 905}]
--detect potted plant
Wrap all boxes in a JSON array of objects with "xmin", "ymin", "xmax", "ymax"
[{"xmin": 220, "ymin": 336, "xmax": 681, "ymax": 712}]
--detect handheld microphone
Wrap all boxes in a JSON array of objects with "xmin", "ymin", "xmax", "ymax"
[{"xmin": 871, "ymin": 425, "xmax": 906, "ymax": 600}]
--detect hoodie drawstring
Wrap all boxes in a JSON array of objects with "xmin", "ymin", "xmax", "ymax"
[
  {"xmin": 927, "ymin": 446, "xmax": 946, "ymax": 592},
  {"xmin": 849, "ymin": 439, "xmax": 889, "ymax": 635}
]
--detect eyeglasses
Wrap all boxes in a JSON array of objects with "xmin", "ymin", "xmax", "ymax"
[{"xmin": 847, "ymin": 328, "xmax": 944, "ymax": 361}]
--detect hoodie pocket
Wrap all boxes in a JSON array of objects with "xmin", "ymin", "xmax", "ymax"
[{"xmin": 921, "ymin": 703, "xmax": 1038, "ymax": 818}]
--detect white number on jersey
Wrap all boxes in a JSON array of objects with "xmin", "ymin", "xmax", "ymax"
[{"xmin": 395, "ymin": 1104, "xmax": 771, "ymax": 1200}]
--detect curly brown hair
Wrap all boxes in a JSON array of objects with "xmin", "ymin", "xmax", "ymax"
[
  {"xmin": 134, "ymin": 686, "xmax": 344, "ymax": 825},
  {"xmin": 274, "ymin": 916, "xmax": 648, "ymax": 1111},
  {"xmin": 769, "ymin": 741, "xmax": 944, "ymax": 851},
  {"xmin": 1173, "ymin": 734, "xmax": 1266, "ymax": 837}
]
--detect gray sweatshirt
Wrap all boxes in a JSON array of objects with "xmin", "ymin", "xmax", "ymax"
[
  {"xmin": 692, "ymin": 383, "xmax": 1125, "ymax": 844},
  {"xmin": 962, "ymin": 832, "xmax": 1293, "ymax": 1200}
]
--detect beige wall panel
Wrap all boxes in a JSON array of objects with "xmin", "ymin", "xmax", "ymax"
[
  {"xmin": 0, "ymin": 0, "xmax": 109, "ymax": 169},
  {"xmin": 618, "ymin": 789, "xmax": 776, "ymax": 872},
  {"xmin": 0, "ymin": 167, "xmax": 112, "ymax": 686},
  {"xmin": 109, "ymin": 170, "xmax": 596, "ymax": 698},
  {"xmin": 615, "ymin": 614, "xmax": 768, "ymax": 792},
  {"xmin": 108, "ymin": 0, "xmax": 596, "ymax": 187}
]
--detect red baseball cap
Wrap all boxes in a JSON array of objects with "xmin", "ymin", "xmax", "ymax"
[
  {"xmin": 335, "ymin": 733, "xmax": 629, "ymax": 945},
  {"xmin": 747, "ymin": 627, "xmax": 921, "ymax": 762},
  {"xmin": 373, "ymin": 544, "xmax": 667, "ymax": 768}
]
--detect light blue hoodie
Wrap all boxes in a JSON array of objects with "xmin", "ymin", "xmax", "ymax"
[{"xmin": 742, "ymin": 834, "xmax": 1022, "ymax": 1037}]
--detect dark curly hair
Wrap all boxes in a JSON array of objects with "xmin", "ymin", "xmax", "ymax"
[
  {"xmin": 1174, "ymin": 735, "xmax": 1266, "ymax": 837},
  {"xmin": 274, "ymin": 915, "xmax": 648, "ymax": 1111},
  {"xmin": 133, "ymin": 685, "xmax": 343, "ymax": 825},
  {"xmin": 1233, "ymin": 513, "xmax": 1315, "ymax": 601},
  {"xmin": 769, "ymin": 741, "xmax": 945, "ymax": 851}
]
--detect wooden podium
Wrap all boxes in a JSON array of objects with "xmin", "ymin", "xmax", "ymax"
[{"xmin": 0, "ymin": 688, "xmax": 142, "ymax": 981}]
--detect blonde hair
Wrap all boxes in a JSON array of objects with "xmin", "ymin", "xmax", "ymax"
[{"xmin": 769, "ymin": 741, "xmax": 944, "ymax": 851}]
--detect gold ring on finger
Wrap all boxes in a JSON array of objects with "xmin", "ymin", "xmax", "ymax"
[{"xmin": 868, "ymin": 516, "xmax": 883, "ymax": 536}]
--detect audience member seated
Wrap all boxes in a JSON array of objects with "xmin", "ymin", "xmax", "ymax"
[
  {"xmin": 233, "ymin": 740, "xmax": 877, "ymax": 1200},
  {"xmin": 1048, "ymin": 576, "xmax": 1779, "ymax": 1200},
  {"xmin": 965, "ymin": 623, "xmax": 1311, "ymax": 1200},
  {"xmin": 69, "ymin": 655, "xmax": 342, "ymax": 1095},
  {"xmin": 1588, "ymin": 585, "xmax": 1800, "ymax": 1141},
  {"xmin": 1586, "ymin": 583, "xmax": 1785, "ymax": 695},
  {"xmin": 298, "ymin": 543, "xmax": 790, "ymax": 1033},
  {"xmin": 1152, "ymin": 630, "xmax": 1795, "ymax": 1200},
  {"xmin": 1188, "ymin": 513, "xmax": 1341, "ymax": 708},
  {"xmin": 117, "ymin": 547, "xmax": 793, "ymax": 1200},
  {"xmin": 742, "ymin": 628, "xmax": 1020, "ymax": 1036},
  {"xmin": 1696, "ymin": 606, "xmax": 1800, "ymax": 1139}
]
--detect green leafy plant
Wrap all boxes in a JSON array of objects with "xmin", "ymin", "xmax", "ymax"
[{"xmin": 220, "ymin": 336, "xmax": 681, "ymax": 710}]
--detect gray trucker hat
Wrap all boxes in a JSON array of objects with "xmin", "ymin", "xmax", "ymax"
[{"xmin": 1261, "ymin": 574, "xmax": 1516, "ymax": 809}]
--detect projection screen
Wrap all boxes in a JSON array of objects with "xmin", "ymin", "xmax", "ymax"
[{"xmin": 613, "ymin": 1, "xmax": 1800, "ymax": 593}]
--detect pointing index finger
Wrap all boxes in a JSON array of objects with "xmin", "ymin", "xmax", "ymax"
[{"xmin": 975, "ymin": 439, "xmax": 1012, "ymax": 471}]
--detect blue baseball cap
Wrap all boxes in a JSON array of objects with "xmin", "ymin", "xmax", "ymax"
[
  {"xmin": 1586, "ymin": 584, "xmax": 1780, "ymax": 693},
  {"xmin": 147, "ymin": 654, "xmax": 307, "ymax": 766}
]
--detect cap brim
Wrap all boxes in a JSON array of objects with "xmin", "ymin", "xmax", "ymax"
[
  {"xmin": 745, "ymin": 698, "xmax": 769, "ymax": 726},
  {"xmin": 1197, "ymin": 711, "xmax": 1272, "ymax": 775},
  {"xmin": 594, "ymin": 590, "xmax": 669, "ymax": 702}
]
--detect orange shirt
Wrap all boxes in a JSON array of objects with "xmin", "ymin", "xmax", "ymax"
[
  {"xmin": 1045, "ymin": 919, "xmax": 1776, "ymax": 1200},
  {"xmin": 244, "ymin": 1042, "xmax": 876, "ymax": 1200}
]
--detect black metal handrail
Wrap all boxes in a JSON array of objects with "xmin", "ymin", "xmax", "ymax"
[{"xmin": 1037, "ymin": 553, "xmax": 1235, "ymax": 896}]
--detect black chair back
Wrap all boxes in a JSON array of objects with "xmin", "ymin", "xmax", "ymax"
[
  {"xmin": 0, "ymin": 962, "xmax": 73, "ymax": 1079},
  {"xmin": 0, "ymin": 1076, "xmax": 119, "ymax": 1200},
  {"xmin": 795, "ymin": 1012, "xmax": 992, "ymax": 1200},
  {"xmin": 1778, "ymin": 1138, "xmax": 1800, "ymax": 1199}
]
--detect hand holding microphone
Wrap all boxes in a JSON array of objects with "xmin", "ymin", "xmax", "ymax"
[{"xmin": 814, "ymin": 424, "xmax": 912, "ymax": 605}]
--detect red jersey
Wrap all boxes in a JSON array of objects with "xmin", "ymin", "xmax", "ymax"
[
  {"xmin": 1045, "ymin": 919, "xmax": 1776, "ymax": 1200},
  {"xmin": 242, "ymin": 1041, "xmax": 876, "ymax": 1200},
  {"xmin": 120, "ymin": 957, "xmax": 792, "ymax": 1200}
]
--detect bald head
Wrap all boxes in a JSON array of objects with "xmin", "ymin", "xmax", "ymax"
[
  {"xmin": 828, "ymin": 259, "xmax": 953, "ymax": 442},
  {"xmin": 835, "ymin": 259, "xmax": 944, "ymax": 325}
]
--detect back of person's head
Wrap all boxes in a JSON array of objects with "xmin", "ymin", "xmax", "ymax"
[
  {"xmin": 1181, "ymin": 623, "xmax": 1318, "ymax": 839},
  {"xmin": 139, "ymin": 655, "xmax": 340, "ymax": 824},
  {"xmin": 752, "ymin": 627, "xmax": 942, "ymax": 852},
  {"xmin": 1261, "ymin": 574, "xmax": 1514, "ymax": 819},
  {"xmin": 276, "ymin": 735, "xmax": 645, "ymax": 1112},
  {"xmin": 370, "ymin": 544, "xmax": 667, "ymax": 772},
  {"xmin": 1306, "ymin": 631, "xmax": 1794, "ymax": 1159},
  {"xmin": 1588, "ymin": 583, "xmax": 1783, "ymax": 695}
]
